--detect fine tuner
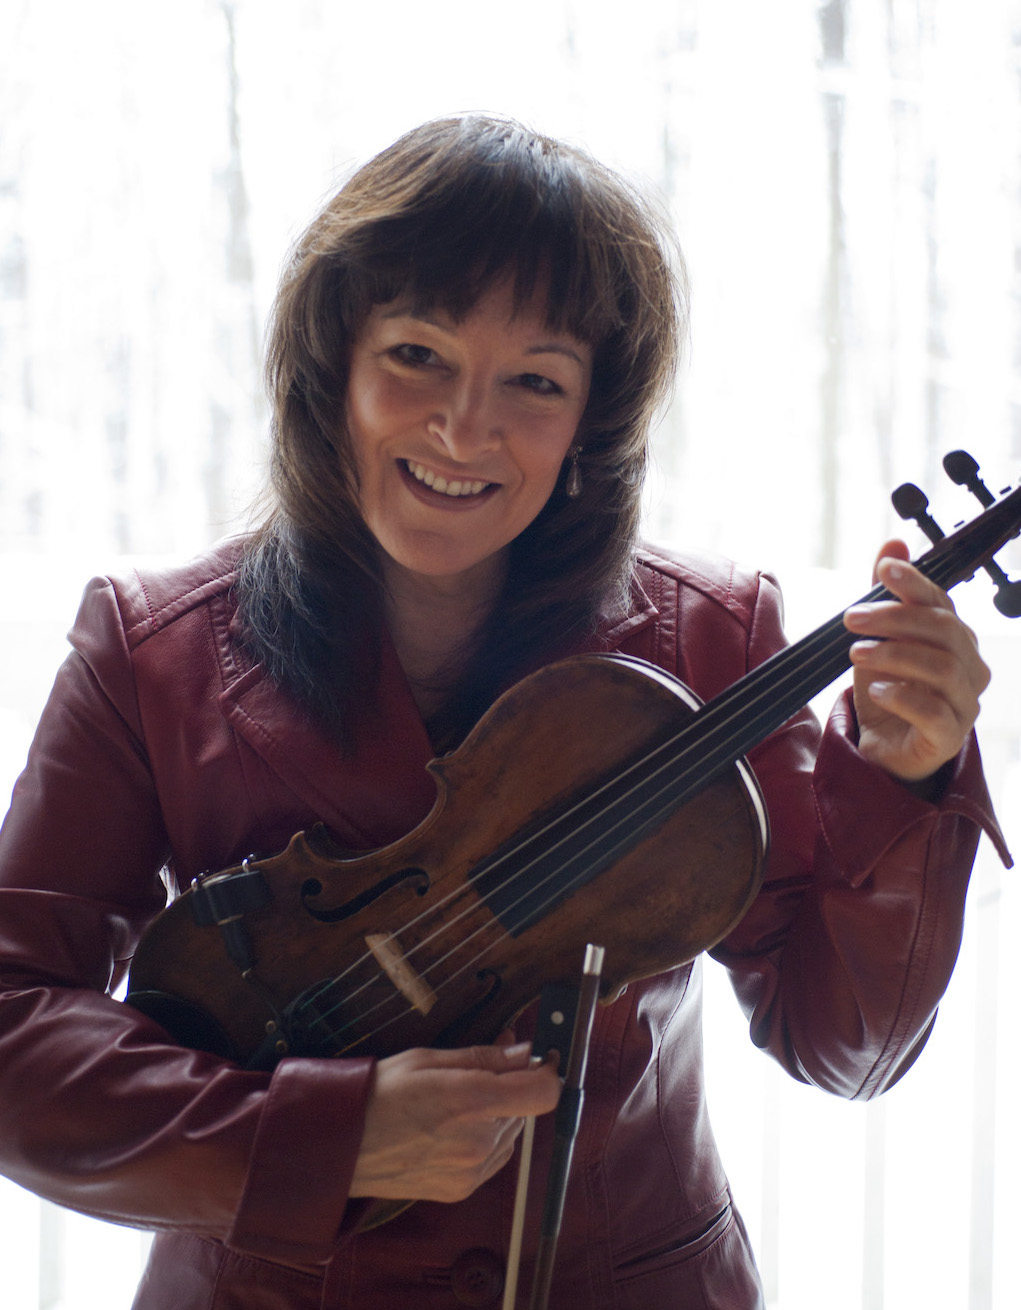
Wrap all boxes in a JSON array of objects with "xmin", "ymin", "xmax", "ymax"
[{"xmin": 891, "ymin": 449, "xmax": 1021, "ymax": 618}]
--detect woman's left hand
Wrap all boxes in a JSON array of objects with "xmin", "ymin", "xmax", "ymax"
[{"xmin": 843, "ymin": 538, "xmax": 990, "ymax": 785}]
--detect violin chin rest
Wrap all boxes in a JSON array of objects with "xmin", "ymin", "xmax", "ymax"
[{"xmin": 126, "ymin": 988, "xmax": 237, "ymax": 1062}]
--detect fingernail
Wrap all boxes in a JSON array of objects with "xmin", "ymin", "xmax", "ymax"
[{"xmin": 504, "ymin": 1041, "xmax": 532, "ymax": 1060}]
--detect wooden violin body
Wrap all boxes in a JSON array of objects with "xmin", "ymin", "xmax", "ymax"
[{"xmin": 127, "ymin": 654, "xmax": 767, "ymax": 1067}]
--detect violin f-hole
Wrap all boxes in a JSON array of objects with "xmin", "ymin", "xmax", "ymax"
[{"xmin": 300, "ymin": 867, "xmax": 430, "ymax": 923}]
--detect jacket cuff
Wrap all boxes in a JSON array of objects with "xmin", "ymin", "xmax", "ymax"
[
  {"xmin": 815, "ymin": 688, "xmax": 1012, "ymax": 886},
  {"xmin": 226, "ymin": 1055, "xmax": 374, "ymax": 1265}
]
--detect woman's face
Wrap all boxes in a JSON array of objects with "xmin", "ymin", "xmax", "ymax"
[{"xmin": 344, "ymin": 281, "xmax": 592, "ymax": 596}]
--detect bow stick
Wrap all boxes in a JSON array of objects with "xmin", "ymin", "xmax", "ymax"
[
  {"xmin": 501, "ymin": 944, "xmax": 604, "ymax": 1310},
  {"xmin": 530, "ymin": 944, "xmax": 604, "ymax": 1310},
  {"xmin": 502, "ymin": 977, "xmax": 579, "ymax": 1309}
]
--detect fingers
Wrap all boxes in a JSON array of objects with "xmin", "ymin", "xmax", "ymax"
[
  {"xmin": 397, "ymin": 1041, "xmax": 560, "ymax": 1115},
  {"xmin": 843, "ymin": 551, "xmax": 991, "ymax": 781},
  {"xmin": 845, "ymin": 558, "xmax": 988, "ymax": 698},
  {"xmin": 350, "ymin": 1042, "xmax": 562, "ymax": 1203},
  {"xmin": 869, "ymin": 536, "xmax": 910, "ymax": 583},
  {"xmin": 425, "ymin": 1038, "xmax": 532, "ymax": 1071},
  {"xmin": 875, "ymin": 551, "xmax": 954, "ymax": 614}
]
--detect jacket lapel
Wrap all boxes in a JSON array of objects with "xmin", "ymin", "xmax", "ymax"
[{"xmin": 218, "ymin": 627, "xmax": 438, "ymax": 851}]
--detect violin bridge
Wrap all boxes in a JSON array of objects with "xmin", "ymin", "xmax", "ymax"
[{"xmin": 364, "ymin": 933, "xmax": 437, "ymax": 1015}]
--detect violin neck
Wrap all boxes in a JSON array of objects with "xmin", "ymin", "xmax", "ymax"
[{"xmin": 688, "ymin": 479, "xmax": 1021, "ymax": 777}]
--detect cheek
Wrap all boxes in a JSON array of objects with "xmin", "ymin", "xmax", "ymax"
[
  {"xmin": 344, "ymin": 386, "xmax": 390, "ymax": 477},
  {"xmin": 349, "ymin": 373, "xmax": 425, "ymax": 457},
  {"xmin": 516, "ymin": 445, "xmax": 572, "ymax": 514}
]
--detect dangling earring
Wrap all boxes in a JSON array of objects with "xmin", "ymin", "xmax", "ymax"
[{"xmin": 565, "ymin": 446, "xmax": 583, "ymax": 499}]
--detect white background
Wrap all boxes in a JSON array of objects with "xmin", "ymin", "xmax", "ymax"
[{"xmin": 1, "ymin": 2, "xmax": 1019, "ymax": 1307}]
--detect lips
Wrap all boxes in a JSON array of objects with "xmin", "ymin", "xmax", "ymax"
[{"xmin": 403, "ymin": 459, "xmax": 495, "ymax": 499}]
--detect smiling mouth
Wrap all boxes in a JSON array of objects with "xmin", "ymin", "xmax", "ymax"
[{"xmin": 403, "ymin": 459, "xmax": 495, "ymax": 498}]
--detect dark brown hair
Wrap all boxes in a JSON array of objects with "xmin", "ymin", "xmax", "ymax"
[{"xmin": 237, "ymin": 114, "xmax": 686, "ymax": 748}]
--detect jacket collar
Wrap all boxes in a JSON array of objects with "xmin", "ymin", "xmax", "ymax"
[{"xmin": 582, "ymin": 567, "xmax": 659, "ymax": 652}]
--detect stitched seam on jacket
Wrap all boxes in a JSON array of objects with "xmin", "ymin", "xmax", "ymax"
[
  {"xmin": 205, "ymin": 595, "xmax": 261, "ymax": 822},
  {"xmin": 122, "ymin": 567, "xmax": 238, "ymax": 646}
]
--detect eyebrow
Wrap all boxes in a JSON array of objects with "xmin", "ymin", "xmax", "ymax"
[
  {"xmin": 379, "ymin": 309, "xmax": 589, "ymax": 368},
  {"xmin": 524, "ymin": 343, "xmax": 589, "ymax": 367}
]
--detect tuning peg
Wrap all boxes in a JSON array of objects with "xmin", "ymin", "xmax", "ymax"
[
  {"xmin": 941, "ymin": 451, "xmax": 1021, "ymax": 616},
  {"xmin": 891, "ymin": 482, "xmax": 945, "ymax": 547},
  {"xmin": 991, "ymin": 574, "xmax": 1021, "ymax": 616},
  {"xmin": 943, "ymin": 449, "xmax": 994, "ymax": 507}
]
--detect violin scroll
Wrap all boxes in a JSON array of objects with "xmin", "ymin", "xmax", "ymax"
[{"xmin": 893, "ymin": 452, "xmax": 1021, "ymax": 618}]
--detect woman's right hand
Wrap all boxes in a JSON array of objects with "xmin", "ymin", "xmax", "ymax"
[{"xmin": 348, "ymin": 1041, "xmax": 561, "ymax": 1203}]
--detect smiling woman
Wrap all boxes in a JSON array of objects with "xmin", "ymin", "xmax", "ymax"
[
  {"xmin": 0, "ymin": 108, "xmax": 1012, "ymax": 1310},
  {"xmin": 346, "ymin": 289, "xmax": 592, "ymax": 648},
  {"xmin": 3, "ymin": 2, "xmax": 1021, "ymax": 1307}
]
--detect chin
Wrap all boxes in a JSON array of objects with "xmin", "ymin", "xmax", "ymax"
[{"xmin": 382, "ymin": 540, "xmax": 508, "ymax": 593}]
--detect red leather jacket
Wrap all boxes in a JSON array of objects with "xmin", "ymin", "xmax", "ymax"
[{"xmin": 0, "ymin": 541, "xmax": 1008, "ymax": 1309}]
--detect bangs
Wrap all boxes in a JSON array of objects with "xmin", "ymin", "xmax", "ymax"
[{"xmin": 341, "ymin": 120, "xmax": 629, "ymax": 346}]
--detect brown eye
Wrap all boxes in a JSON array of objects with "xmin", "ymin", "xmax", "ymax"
[
  {"xmin": 391, "ymin": 344, "xmax": 437, "ymax": 367},
  {"xmin": 515, "ymin": 373, "xmax": 563, "ymax": 396}
]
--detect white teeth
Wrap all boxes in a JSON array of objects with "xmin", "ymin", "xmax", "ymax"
[{"xmin": 405, "ymin": 460, "xmax": 489, "ymax": 498}]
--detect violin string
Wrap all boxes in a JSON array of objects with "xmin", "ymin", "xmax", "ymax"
[
  {"xmin": 293, "ymin": 598, "xmax": 867, "ymax": 1048},
  {"xmin": 292, "ymin": 537, "xmax": 985, "ymax": 1051},
  {"xmin": 339, "ymin": 532, "xmax": 1010, "ymax": 1053},
  {"xmin": 296, "ymin": 584, "xmax": 887, "ymax": 1044}
]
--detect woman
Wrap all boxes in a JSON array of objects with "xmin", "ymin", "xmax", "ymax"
[{"xmin": 0, "ymin": 116, "xmax": 1008, "ymax": 1309}]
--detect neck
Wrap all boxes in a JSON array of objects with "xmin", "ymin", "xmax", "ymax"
[{"xmin": 382, "ymin": 554, "xmax": 507, "ymax": 716}]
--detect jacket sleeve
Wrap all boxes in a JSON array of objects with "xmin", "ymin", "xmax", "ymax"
[
  {"xmin": 0, "ymin": 580, "xmax": 373, "ymax": 1266},
  {"xmin": 708, "ymin": 569, "xmax": 1011, "ymax": 1100}
]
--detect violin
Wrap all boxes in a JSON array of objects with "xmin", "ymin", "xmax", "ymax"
[{"xmin": 126, "ymin": 465, "xmax": 1021, "ymax": 1072}]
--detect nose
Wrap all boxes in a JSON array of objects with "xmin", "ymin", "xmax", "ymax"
[{"xmin": 427, "ymin": 377, "xmax": 501, "ymax": 462}]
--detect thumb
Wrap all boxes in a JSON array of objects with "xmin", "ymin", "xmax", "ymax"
[
  {"xmin": 404, "ymin": 1041, "xmax": 536, "ymax": 1075},
  {"xmin": 872, "ymin": 537, "xmax": 910, "ymax": 584}
]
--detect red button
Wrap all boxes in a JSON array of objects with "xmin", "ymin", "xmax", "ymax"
[{"xmin": 450, "ymin": 1248, "xmax": 505, "ymax": 1306}]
